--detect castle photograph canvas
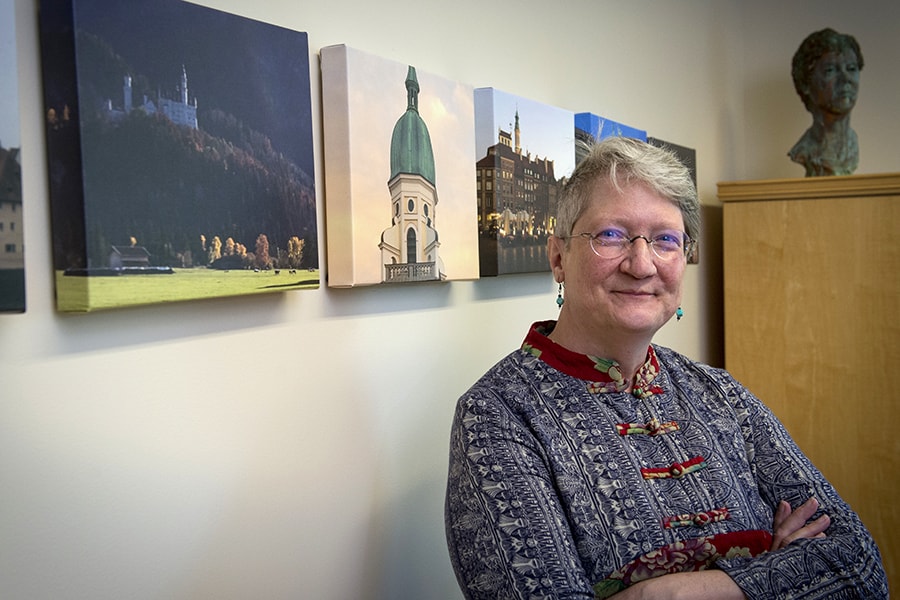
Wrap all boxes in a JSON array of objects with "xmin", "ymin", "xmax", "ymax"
[
  {"xmin": 39, "ymin": 0, "xmax": 318, "ymax": 312},
  {"xmin": 321, "ymin": 44, "xmax": 479, "ymax": 287}
]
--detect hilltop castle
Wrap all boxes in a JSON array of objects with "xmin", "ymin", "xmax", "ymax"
[{"xmin": 105, "ymin": 65, "xmax": 199, "ymax": 130}]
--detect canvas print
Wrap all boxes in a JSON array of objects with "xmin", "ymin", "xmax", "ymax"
[
  {"xmin": 574, "ymin": 112, "xmax": 647, "ymax": 164},
  {"xmin": 648, "ymin": 136, "xmax": 697, "ymax": 189},
  {"xmin": 39, "ymin": 0, "xmax": 318, "ymax": 312},
  {"xmin": 647, "ymin": 137, "xmax": 699, "ymax": 264},
  {"xmin": 474, "ymin": 88, "xmax": 575, "ymax": 277},
  {"xmin": 320, "ymin": 44, "xmax": 479, "ymax": 287},
  {"xmin": 0, "ymin": 0, "xmax": 25, "ymax": 313}
]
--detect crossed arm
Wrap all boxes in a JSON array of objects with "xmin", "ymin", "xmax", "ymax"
[{"xmin": 612, "ymin": 498, "xmax": 832, "ymax": 600}]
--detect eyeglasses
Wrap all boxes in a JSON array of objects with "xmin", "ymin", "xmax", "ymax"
[{"xmin": 566, "ymin": 228, "xmax": 696, "ymax": 261}]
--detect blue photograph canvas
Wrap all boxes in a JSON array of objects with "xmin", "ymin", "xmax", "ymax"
[
  {"xmin": 39, "ymin": 0, "xmax": 318, "ymax": 311},
  {"xmin": 574, "ymin": 112, "xmax": 647, "ymax": 166},
  {"xmin": 0, "ymin": 0, "xmax": 25, "ymax": 313},
  {"xmin": 575, "ymin": 112, "xmax": 648, "ymax": 144}
]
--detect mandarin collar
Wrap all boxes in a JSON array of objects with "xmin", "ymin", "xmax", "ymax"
[{"xmin": 521, "ymin": 321, "xmax": 663, "ymax": 398}]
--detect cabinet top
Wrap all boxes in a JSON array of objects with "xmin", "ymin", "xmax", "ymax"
[{"xmin": 718, "ymin": 172, "xmax": 900, "ymax": 202}]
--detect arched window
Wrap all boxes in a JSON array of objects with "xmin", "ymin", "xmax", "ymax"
[{"xmin": 406, "ymin": 228, "xmax": 417, "ymax": 264}]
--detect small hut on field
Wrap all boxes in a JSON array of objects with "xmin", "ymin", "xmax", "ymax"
[{"xmin": 109, "ymin": 245, "xmax": 151, "ymax": 269}]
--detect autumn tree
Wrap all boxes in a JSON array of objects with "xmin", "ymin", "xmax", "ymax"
[
  {"xmin": 208, "ymin": 236, "xmax": 222, "ymax": 264},
  {"xmin": 254, "ymin": 234, "xmax": 270, "ymax": 269},
  {"xmin": 287, "ymin": 236, "xmax": 305, "ymax": 269}
]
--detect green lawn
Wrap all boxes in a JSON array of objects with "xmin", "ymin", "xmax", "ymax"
[{"xmin": 55, "ymin": 268, "xmax": 319, "ymax": 312}]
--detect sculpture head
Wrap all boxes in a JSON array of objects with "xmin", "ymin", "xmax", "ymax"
[{"xmin": 791, "ymin": 28, "xmax": 864, "ymax": 115}]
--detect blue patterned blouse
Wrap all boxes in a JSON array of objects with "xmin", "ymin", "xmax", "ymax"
[{"xmin": 444, "ymin": 321, "xmax": 887, "ymax": 599}]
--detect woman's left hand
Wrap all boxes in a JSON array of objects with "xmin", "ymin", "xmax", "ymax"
[{"xmin": 771, "ymin": 497, "xmax": 830, "ymax": 551}]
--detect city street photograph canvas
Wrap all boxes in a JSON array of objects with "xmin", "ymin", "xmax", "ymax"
[
  {"xmin": 474, "ymin": 88, "xmax": 575, "ymax": 277},
  {"xmin": 39, "ymin": 0, "xmax": 318, "ymax": 312}
]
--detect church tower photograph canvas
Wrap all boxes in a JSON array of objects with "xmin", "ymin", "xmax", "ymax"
[
  {"xmin": 321, "ymin": 45, "xmax": 479, "ymax": 287},
  {"xmin": 380, "ymin": 66, "xmax": 443, "ymax": 283}
]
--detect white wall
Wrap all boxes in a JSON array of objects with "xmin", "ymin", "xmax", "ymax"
[{"xmin": 1, "ymin": 1, "xmax": 896, "ymax": 598}]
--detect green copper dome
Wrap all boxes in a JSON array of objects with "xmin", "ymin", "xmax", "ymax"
[{"xmin": 390, "ymin": 66, "xmax": 436, "ymax": 186}]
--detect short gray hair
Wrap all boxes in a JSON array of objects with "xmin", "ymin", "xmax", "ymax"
[{"xmin": 556, "ymin": 136, "xmax": 700, "ymax": 243}]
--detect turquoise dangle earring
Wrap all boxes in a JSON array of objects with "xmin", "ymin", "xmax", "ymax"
[
  {"xmin": 676, "ymin": 306, "xmax": 684, "ymax": 321},
  {"xmin": 556, "ymin": 282, "xmax": 564, "ymax": 308}
]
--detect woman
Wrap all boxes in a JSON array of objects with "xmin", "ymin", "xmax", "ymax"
[{"xmin": 444, "ymin": 137, "xmax": 887, "ymax": 599}]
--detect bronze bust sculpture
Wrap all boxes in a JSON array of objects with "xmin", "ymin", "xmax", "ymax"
[{"xmin": 789, "ymin": 28, "xmax": 864, "ymax": 177}]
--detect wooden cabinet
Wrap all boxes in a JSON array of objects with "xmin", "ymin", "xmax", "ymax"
[{"xmin": 720, "ymin": 173, "xmax": 899, "ymax": 594}]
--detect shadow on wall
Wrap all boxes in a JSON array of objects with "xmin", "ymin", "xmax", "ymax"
[
  {"xmin": 323, "ymin": 279, "xmax": 454, "ymax": 318},
  {"xmin": 701, "ymin": 203, "xmax": 725, "ymax": 368},
  {"xmin": 361, "ymin": 475, "xmax": 461, "ymax": 600},
  {"xmin": 51, "ymin": 290, "xmax": 288, "ymax": 356},
  {"xmin": 745, "ymin": 75, "xmax": 804, "ymax": 179}
]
